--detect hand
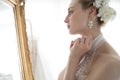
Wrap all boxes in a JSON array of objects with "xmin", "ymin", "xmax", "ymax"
[{"xmin": 70, "ymin": 35, "xmax": 93, "ymax": 58}]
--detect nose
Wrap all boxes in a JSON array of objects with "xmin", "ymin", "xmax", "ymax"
[{"xmin": 64, "ymin": 16, "xmax": 69, "ymax": 23}]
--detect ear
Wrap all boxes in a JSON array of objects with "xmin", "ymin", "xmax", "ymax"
[{"xmin": 88, "ymin": 6, "xmax": 97, "ymax": 19}]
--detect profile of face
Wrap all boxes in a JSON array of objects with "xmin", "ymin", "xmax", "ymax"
[{"xmin": 64, "ymin": 0, "xmax": 94, "ymax": 35}]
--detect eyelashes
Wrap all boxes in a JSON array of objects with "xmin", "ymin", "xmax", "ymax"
[{"xmin": 68, "ymin": 10, "xmax": 74, "ymax": 15}]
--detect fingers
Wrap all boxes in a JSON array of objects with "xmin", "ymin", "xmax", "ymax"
[
  {"xmin": 70, "ymin": 40, "xmax": 74, "ymax": 48},
  {"xmin": 70, "ymin": 35, "xmax": 93, "ymax": 57},
  {"xmin": 71, "ymin": 35, "xmax": 93, "ymax": 48},
  {"xmin": 81, "ymin": 36, "xmax": 86, "ymax": 44},
  {"xmin": 73, "ymin": 38, "xmax": 81, "ymax": 46},
  {"xmin": 70, "ymin": 34, "xmax": 93, "ymax": 47},
  {"xmin": 83, "ymin": 35, "xmax": 92, "ymax": 45}
]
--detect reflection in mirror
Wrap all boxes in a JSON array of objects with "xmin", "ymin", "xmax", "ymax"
[
  {"xmin": 25, "ymin": 0, "xmax": 120, "ymax": 80},
  {"xmin": 0, "ymin": 1, "xmax": 21, "ymax": 80}
]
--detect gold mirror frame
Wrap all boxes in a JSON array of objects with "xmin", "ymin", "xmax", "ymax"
[{"xmin": 4, "ymin": 0, "xmax": 34, "ymax": 80}]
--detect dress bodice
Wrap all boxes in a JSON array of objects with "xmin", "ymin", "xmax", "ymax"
[{"xmin": 75, "ymin": 33, "xmax": 105, "ymax": 80}]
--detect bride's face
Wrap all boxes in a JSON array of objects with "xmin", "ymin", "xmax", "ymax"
[{"xmin": 64, "ymin": 0, "xmax": 90, "ymax": 35}]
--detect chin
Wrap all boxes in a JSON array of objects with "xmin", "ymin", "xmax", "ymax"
[{"xmin": 69, "ymin": 31, "xmax": 77, "ymax": 35}]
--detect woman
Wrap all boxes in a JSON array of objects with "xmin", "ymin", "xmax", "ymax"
[{"xmin": 58, "ymin": 0, "xmax": 120, "ymax": 80}]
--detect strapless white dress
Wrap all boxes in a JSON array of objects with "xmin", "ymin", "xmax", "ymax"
[{"xmin": 75, "ymin": 33, "xmax": 105, "ymax": 80}]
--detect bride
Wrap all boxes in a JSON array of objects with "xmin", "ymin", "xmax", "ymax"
[{"xmin": 58, "ymin": 0, "xmax": 120, "ymax": 80}]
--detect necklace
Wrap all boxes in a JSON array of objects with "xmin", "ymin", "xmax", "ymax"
[{"xmin": 75, "ymin": 33, "xmax": 105, "ymax": 80}]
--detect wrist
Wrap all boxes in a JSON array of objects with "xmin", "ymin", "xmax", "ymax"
[
  {"xmin": 69, "ymin": 53, "xmax": 83, "ymax": 63},
  {"xmin": 70, "ymin": 52, "xmax": 83, "ymax": 59}
]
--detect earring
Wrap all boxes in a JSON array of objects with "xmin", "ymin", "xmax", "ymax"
[{"xmin": 88, "ymin": 20, "xmax": 93, "ymax": 29}]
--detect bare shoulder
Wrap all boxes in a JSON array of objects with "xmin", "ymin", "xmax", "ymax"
[
  {"xmin": 87, "ymin": 53, "xmax": 120, "ymax": 80},
  {"xmin": 93, "ymin": 53, "xmax": 120, "ymax": 68}
]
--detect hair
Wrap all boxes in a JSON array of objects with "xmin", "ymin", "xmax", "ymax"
[{"xmin": 78, "ymin": 0, "xmax": 104, "ymax": 27}]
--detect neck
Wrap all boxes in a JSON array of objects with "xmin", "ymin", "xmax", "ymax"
[
  {"xmin": 81, "ymin": 26, "xmax": 101, "ymax": 41},
  {"xmin": 91, "ymin": 20, "xmax": 101, "ymax": 40},
  {"xmin": 91, "ymin": 27, "xmax": 101, "ymax": 40}
]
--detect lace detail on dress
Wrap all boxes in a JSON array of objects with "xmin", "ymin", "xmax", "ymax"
[{"xmin": 76, "ymin": 33, "xmax": 105, "ymax": 80}]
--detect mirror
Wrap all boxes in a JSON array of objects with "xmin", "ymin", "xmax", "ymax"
[
  {"xmin": 0, "ymin": 1, "xmax": 21, "ymax": 80},
  {"xmin": 25, "ymin": 0, "xmax": 120, "ymax": 80},
  {"xmin": 0, "ymin": 0, "xmax": 34, "ymax": 80}
]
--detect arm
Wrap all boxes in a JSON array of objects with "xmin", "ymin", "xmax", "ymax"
[
  {"xmin": 58, "ymin": 68, "xmax": 65, "ymax": 80},
  {"xmin": 63, "ymin": 36, "xmax": 92, "ymax": 80},
  {"xmin": 63, "ymin": 55, "xmax": 82, "ymax": 80}
]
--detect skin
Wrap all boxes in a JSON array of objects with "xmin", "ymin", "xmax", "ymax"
[{"xmin": 58, "ymin": 0, "xmax": 120, "ymax": 80}]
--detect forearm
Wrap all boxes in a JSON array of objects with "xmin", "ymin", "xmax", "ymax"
[{"xmin": 63, "ymin": 55, "xmax": 82, "ymax": 80}]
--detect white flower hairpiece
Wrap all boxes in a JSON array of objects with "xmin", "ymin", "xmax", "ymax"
[{"xmin": 93, "ymin": 0, "xmax": 116, "ymax": 23}]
